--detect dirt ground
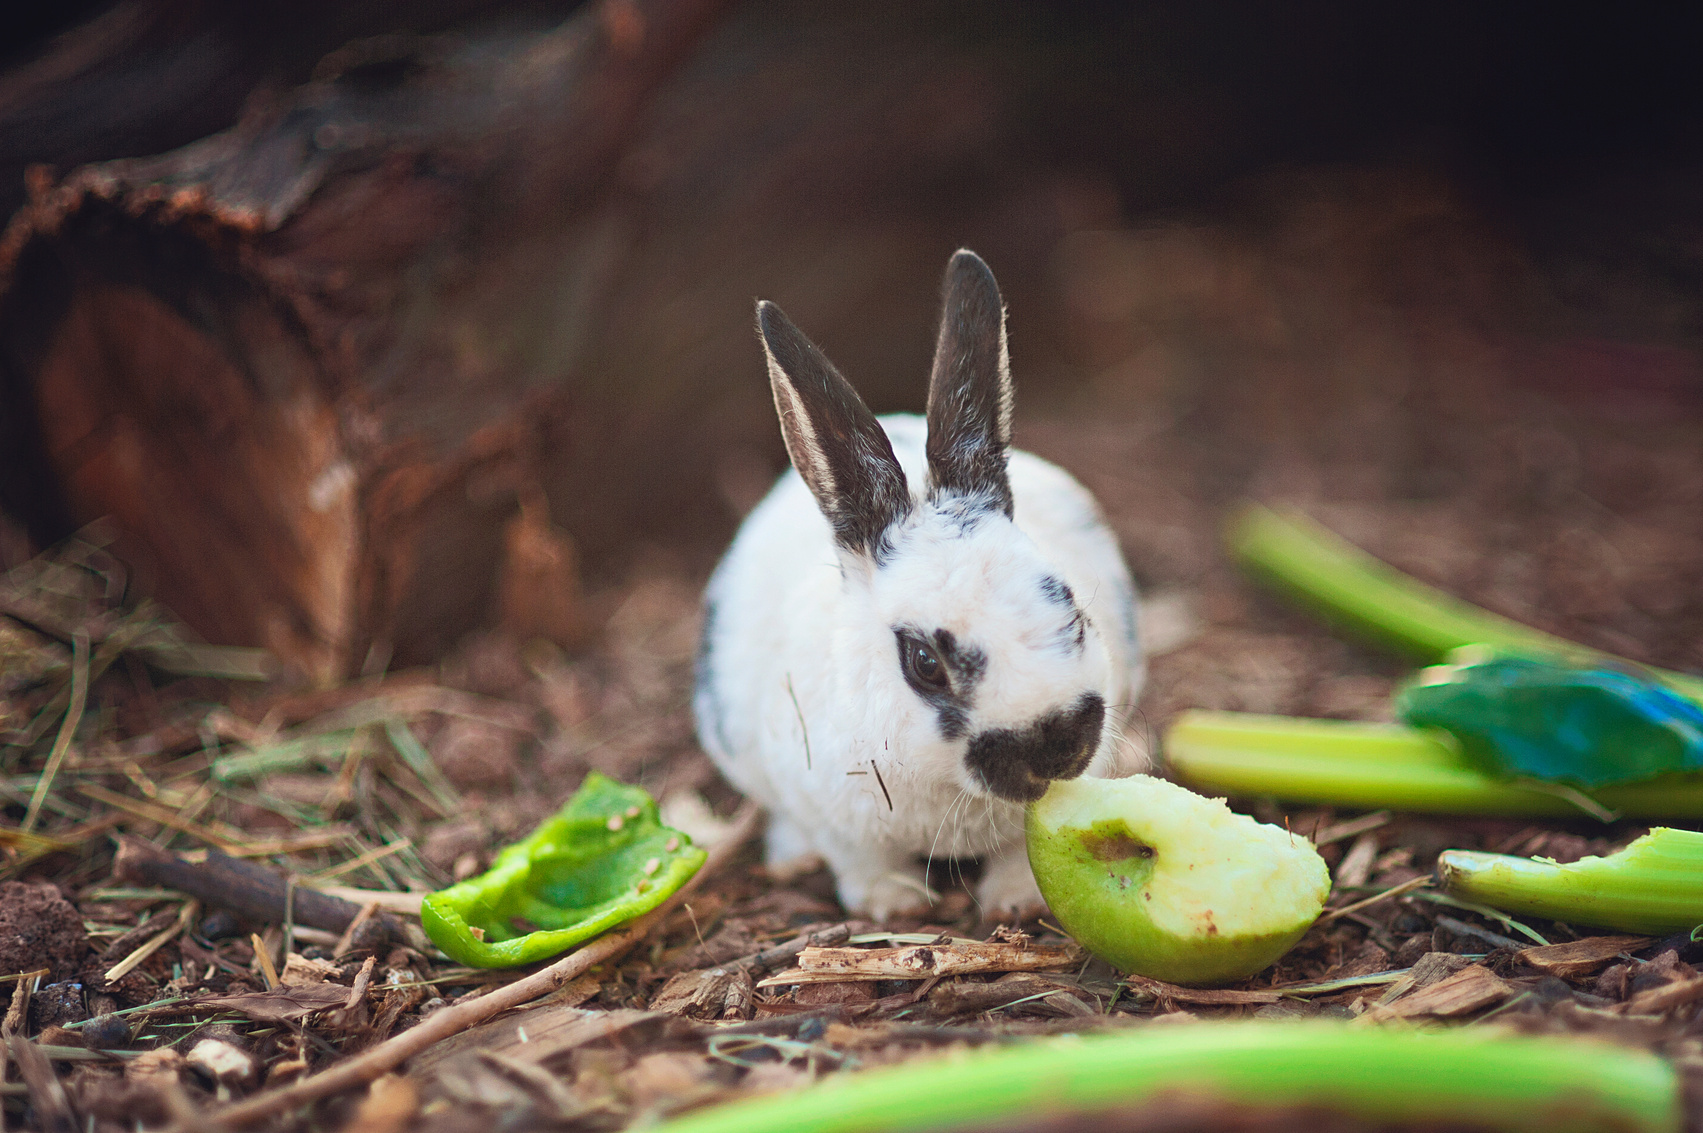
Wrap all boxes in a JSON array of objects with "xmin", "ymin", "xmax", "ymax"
[{"xmin": 2, "ymin": 156, "xmax": 1702, "ymax": 1130}]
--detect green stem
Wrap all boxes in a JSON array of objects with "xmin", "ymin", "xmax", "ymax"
[
  {"xmin": 1438, "ymin": 828, "xmax": 1703, "ymax": 935},
  {"xmin": 1227, "ymin": 504, "xmax": 1703, "ymax": 705},
  {"xmin": 1165, "ymin": 710, "xmax": 1703, "ymax": 819},
  {"xmin": 650, "ymin": 1021, "xmax": 1678, "ymax": 1133}
]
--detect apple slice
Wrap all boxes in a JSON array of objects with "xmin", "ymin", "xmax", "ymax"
[{"xmin": 1026, "ymin": 775, "xmax": 1331, "ymax": 986}]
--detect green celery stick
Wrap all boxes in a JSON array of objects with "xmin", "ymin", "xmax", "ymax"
[
  {"xmin": 1165, "ymin": 710, "xmax": 1703, "ymax": 819},
  {"xmin": 1227, "ymin": 505, "xmax": 1703, "ymax": 705},
  {"xmin": 649, "ymin": 1021, "xmax": 1678, "ymax": 1133},
  {"xmin": 1438, "ymin": 828, "xmax": 1703, "ymax": 935}
]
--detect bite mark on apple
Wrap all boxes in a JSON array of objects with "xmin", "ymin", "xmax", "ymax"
[{"xmin": 1081, "ymin": 826, "xmax": 1154, "ymax": 863}]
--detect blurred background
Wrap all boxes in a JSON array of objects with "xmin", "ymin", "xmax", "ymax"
[{"xmin": 0, "ymin": 0, "xmax": 1699, "ymax": 705}]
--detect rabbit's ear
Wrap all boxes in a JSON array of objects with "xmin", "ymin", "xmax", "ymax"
[
  {"xmin": 758, "ymin": 300, "xmax": 912, "ymax": 558},
  {"xmin": 925, "ymin": 249, "xmax": 1014, "ymax": 517}
]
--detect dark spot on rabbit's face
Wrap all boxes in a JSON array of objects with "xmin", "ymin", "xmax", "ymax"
[
  {"xmin": 964, "ymin": 692, "xmax": 1105, "ymax": 802},
  {"xmin": 1038, "ymin": 575, "xmax": 1087, "ymax": 651},
  {"xmin": 894, "ymin": 626, "xmax": 985, "ymax": 739}
]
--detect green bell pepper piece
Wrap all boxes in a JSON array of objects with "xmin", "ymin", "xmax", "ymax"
[{"xmin": 421, "ymin": 772, "xmax": 707, "ymax": 967}]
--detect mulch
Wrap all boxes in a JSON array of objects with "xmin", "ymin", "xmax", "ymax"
[{"xmin": 2, "ymin": 161, "xmax": 1702, "ymax": 1131}]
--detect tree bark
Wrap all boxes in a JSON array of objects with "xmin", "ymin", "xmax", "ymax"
[{"xmin": 0, "ymin": 0, "xmax": 729, "ymax": 682}]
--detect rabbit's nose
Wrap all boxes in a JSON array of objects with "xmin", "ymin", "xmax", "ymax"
[{"xmin": 965, "ymin": 692, "xmax": 1106, "ymax": 803}]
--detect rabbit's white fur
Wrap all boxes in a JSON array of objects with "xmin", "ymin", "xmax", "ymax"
[{"xmin": 695, "ymin": 251, "xmax": 1144, "ymax": 920}]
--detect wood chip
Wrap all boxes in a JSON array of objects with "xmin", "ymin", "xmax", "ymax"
[
  {"xmin": 1379, "ymin": 964, "xmax": 1512, "ymax": 1018},
  {"xmin": 190, "ymin": 983, "xmax": 355, "ymax": 1024},
  {"xmin": 408, "ymin": 1007, "xmax": 670, "ymax": 1077},
  {"xmin": 652, "ymin": 967, "xmax": 753, "ymax": 1018},
  {"xmin": 1518, "ymin": 935, "xmax": 1650, "ymax": 980},
  {"xmin": 281, "ymin": 953, "xmax": 343, "ymax": 986},
  {"xmin": 1120, "ymin": 975, "xmax": 1283, "ymax": 1005},
  {"xmin": 758, "ymin": 940, "xmax": 1081, "ymax": 986},
  {"xmin": 1334, "ymin": 831, "xmax": 1381, "ymax": 888},
  {"xmin": 929, "ymin": 973, "xmax": 1098, "ymax": 1017},
  {"xmin": 1622, "ymin": 974, "xmax": 1703, "ymax": 1016}
]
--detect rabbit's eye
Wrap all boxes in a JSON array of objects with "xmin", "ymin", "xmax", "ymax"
[{"xmin": 901, "ymin": 635, "xmax": 950, "ymax": 693}]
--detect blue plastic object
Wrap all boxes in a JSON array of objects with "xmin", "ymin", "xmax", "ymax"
[{"xmin": 1396, "ymin": 649, "xmax": 1703, "ymax": 788}]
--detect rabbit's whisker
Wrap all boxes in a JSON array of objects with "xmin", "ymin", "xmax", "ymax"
[{"xmin": 927, "ymin": 787, "xmax": 969, "ymax": 886}]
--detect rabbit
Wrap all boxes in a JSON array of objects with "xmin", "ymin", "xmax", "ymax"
[{"xmin": 694, "ymin": 249, "xmax": 1144, "ymax": 920}]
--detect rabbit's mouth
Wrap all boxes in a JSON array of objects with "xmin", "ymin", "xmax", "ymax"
[{"xmin": 965, "ymin": 692, "xmax": 1105, "ymax": 803}]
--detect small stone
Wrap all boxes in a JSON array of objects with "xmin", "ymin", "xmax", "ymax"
[
  {"xmin": 29, "ymin": 981, "xmax": 87, "ymax": 1029},
  {"xmin": 200, "ymin": 910, "xmax": 242, "ymax": 940},
  {"xmin": 82, "ymin": 1013, "xmax": 132, "ymax": 1050},
  {"xmin": 348, "ymin": 917, "xmax": 393, "ymax": 954},
  {"xmin": 186, "ymin": 1038, "xmax": 258, "ymax": 1088}
]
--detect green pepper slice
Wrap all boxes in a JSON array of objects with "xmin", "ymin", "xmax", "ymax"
[{"xmin": 421, "ymin": 772, "xmax": 707, "ymax": 967}]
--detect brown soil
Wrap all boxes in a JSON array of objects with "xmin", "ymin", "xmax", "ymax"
[{"xmin": 0, "ymin": 880, "xmax": 89, "ymax": 983}]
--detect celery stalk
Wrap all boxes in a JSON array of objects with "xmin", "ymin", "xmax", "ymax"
[
  {"xmin": 1165, "ymin": 710, "xmax": 1703, "ymax": 819},
  {"xmin": 650, "ymin": 1021, "xmax": 1678, "ymax": 1133},
  {"xmin": 1227, "ymin": 505, "xmax": 1703, "ymax": 705},
  {"xmin": 1438, "ymin": 828, "xmax": 1703, "ymax": 935}
]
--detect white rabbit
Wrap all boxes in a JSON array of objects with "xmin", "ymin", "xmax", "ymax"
[{"xmin": 694, "ymin": 249, "xmax": 1144, "ymax": 920}]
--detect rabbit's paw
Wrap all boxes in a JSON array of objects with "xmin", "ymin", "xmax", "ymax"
[
  {"xmin": 857, "ymin": 871, "xmax": 939, "ymax": 921},
  {"xmin": 829, "ymin": 852, "xmax": 938, "ymax": 920},
  {"xmin": 976, "ymin": 848, "xmax": 1047, "ymax": 922},
  {"xmin": 763, "ymin": 814, "xmax": 826, "ymax": 882}
]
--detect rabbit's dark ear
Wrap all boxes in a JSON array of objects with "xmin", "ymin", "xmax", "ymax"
[
  {"xmin": 758, "ymin": 300, "xmax": 911, "ymax": 558},
  {"xmin": 925, "ymin": 249, "xmax": 1013, "ymax": 517}
]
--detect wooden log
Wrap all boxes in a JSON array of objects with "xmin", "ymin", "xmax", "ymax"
[{"xmin": 0, "ymin": 0, "xmax": 729, "ymax": 682}]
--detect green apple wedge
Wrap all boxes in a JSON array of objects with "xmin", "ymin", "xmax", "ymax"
[{"xmin": 1026, "ymin": 775, "xmax": 1331, "ymax": 986}]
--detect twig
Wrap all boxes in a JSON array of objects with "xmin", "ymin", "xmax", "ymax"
[
  {"xmin": 1307, "ymin": 811, "xmax": 1391, "ymax": 847},
  {"xmin": 22, "ymin": 631, "xmax": 88, "ymax": 833},
  {"xmin": 112, "ymin": 835, "xmax": 395, "ymax": 940},
  {"xmin": 6, "ymin": 1035, "xmax": 74, "ymax": 1133},
  {"xmin": 871, "ymin": 762, "xmax": 893, "ymax": 811},
  {"xmin": 745, "ymin": 924, "xmax": 858, "ymax": 975},
  {"xmin": 334, "ymin": 901, "xmax": 382, "ymax": 958},
  {"xmin": 1317, "ymin": 874, "xmax": 1430, "ymax": 924},
  {"xmin": 252, "ymin": 933, "xmax": 281, "ymax": 990},
  {"xmin": 1431, "ymin": 914, "xmax": 1524, "ymax": 953},
  {"xmin": 345, "ymin": 957, "xmax": 377, "ymax": 1010},
  {"xmin": 313, "ymin": 887, "xmax": 423, "ymax": 917},
  {"xmin": 758, "ymin": 940, "xmax": 1083, "ymax": 986},
  {"xmin": 104, "ymin": 901, "xmax": 198, "ymax": 982},
  {"xmin": 214, "ymin": 800, "xmax": 761, "ymax": 1127}
]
